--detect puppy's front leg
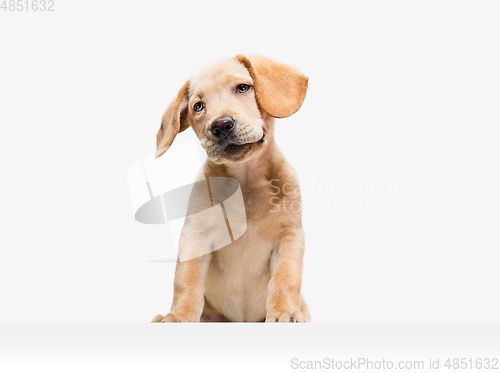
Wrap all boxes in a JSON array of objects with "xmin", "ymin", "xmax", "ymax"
[
  {"xmin": 152, "ymin": 254, "xmax": 210, "ymax": 323},
  {"xmin": 266, "ymin": 225, "xmax": 308, "ymax": 323}
]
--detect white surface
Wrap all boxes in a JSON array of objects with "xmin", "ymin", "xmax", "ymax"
[
  {"xmin": 0, "ymin": 1, "xmax": 499, "ymax": 323},
  {"xmin": 0, "ymin": 324, "xmax": 499, "ymax": 373}
]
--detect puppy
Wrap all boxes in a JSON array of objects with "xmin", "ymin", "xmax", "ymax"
[{"xmin": 151, "ymin": 55, "xmax": 310, "ymax": 323}]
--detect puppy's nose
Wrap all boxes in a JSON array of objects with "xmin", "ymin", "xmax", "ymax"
[{"xmin": 211, "ymin": 116, "xmax": 235, "ymax": 137}]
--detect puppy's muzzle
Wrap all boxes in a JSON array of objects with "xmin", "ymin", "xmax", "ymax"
[{"xmin": 211, "ymin": 116, "xmax": 235, "ymax": 137}]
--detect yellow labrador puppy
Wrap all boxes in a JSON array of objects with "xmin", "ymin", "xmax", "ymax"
[{"xmin": 152, "ymin": 55, "xmax": 310, "ymax": 322}]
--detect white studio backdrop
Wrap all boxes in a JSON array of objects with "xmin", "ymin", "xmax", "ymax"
[{"xmin": 0, "ymin": 0, "xmax": 499, "ymax": 323}]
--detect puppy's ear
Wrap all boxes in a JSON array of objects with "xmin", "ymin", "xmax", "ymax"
[
  {"xmin": 236, "ymin": 55, "xmax": 308, "ymax": 118},
  {"xmin": 155, "ymin": 80, "xmax": 191, "ymax": 158}
]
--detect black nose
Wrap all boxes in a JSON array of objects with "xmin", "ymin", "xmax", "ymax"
[{"xmin": 211, "ymin": 116, "xmax": 235, "ymax": 137}]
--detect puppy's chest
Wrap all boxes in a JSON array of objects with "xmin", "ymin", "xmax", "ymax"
[
  {"xmin": 215, "ymin": 186, "xmax": 281, "ymax": 272},
  {"xmin": 214, "ymin": 220, "xmax": 276, "ymax": 272},
  {"xmin": 206, "ymin": 221, "xmax": 276, "ymax": 321}
]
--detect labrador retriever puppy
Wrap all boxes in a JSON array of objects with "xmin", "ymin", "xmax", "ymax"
[{"xmin": 151, "ymin": 55, "xmax": 310, "ymax": 323}]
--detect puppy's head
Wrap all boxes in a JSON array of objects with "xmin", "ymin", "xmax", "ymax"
[{"xmin": 156, "ymin": 55, "xmax": 308, "ymax": 163}]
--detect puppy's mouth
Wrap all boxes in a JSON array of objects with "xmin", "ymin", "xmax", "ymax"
[{"xmin": 222, "ymin": 132, "xmax": 266, "ymax": 158}]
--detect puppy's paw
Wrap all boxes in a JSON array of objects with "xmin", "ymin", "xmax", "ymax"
[
  {"xmin": 151, "ymin": 313, "xmax": 197, "ymax": 323},
  {"xmin": 265, "ymin": 311, "xmax": 308, "ymax": 323}
]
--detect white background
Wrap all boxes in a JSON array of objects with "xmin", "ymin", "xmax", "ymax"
[{"xmin": 0, "ymin": 0, "xmax": 499, "ymax": 323}]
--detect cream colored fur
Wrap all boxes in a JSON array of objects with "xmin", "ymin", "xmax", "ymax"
[{"xmin": 152, "ymin": 55, "xmax": 310, "ymax": 323}]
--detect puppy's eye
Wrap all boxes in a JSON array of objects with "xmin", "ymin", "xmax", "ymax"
[
  {"xmin": 236, "ymin": 84, "xmax": 251, "ymax": 93},
  {"xmin": 193, "ymin": 102, "xmax": 204, "ymax": 112}
]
